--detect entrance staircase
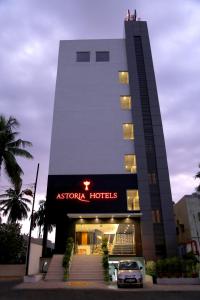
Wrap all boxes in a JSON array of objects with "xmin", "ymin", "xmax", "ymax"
[
  {"xmin": 68, "ymin": 254, "xmax": 104, "ymax": 282},
  {"xmin": 111, "ymin": 224, "xmax": 136, "ymax": 255},
  {"xmin": 112, "ymin": 243, "xmax": 135, "ymax": 255},
  {"xmin": 45, "ymin": 254, "xmax": 64, "ymax": 281}
]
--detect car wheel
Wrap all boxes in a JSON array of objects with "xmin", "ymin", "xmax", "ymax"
[
  {"xmin": 117, "ymin": 283, "xmax": 122, "ymax": 288},
  {"xmin": 139, "ymin": 284, "xmax": 143, "ymax": 288}
]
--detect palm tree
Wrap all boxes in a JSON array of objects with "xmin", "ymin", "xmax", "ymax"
[
  {"xmin": 0, "ymin": 182, "xmax": 32, "ymax": 223},
  {"xmin": 32, "ymin": 200, "xmax": 53, "ymax": 238},
  {"xmin": 0, "ymin": 115, "xmax": 33, "ymax": 186},
  {"xmin": 195, "ymin": 164, "xmax": 200, "ymax": 192}
]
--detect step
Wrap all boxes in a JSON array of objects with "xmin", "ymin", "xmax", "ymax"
[
  {"xmin": 72, "ymin": 257, "xmax": 102, "ymax": 261},
  {"xmin": 69, "ymin": 275, "xmax": 104, "ymax": 280},
  {"xmin": 45, "ymin": 274, "xmax": 63, "ymax": 278},
  {"xmin": 68, "ymin": 278, "xmax": 105, "ymax": 282},
  {"xmin": 70, "ymin": 270, "xmax": 103, "ymax": 273},
  {"xmin": 45, "ymin": 275, "xmax": 64, "ymax": 280},
  {"xmin": 45, "ymin": 278, "xmax": 64, "ymax": 280},
  {"xmin": 69, "ymin": 271, "xmax": 103, "ymax": 275},
  {"xmin": 68, "ymin": 254, "xmax": 104, "ymax": 282},
  {"xmin": 71, "ymin": 264, "xmax": 102, "ymax": 267},
  {"xmin": 45, "ymin": 254, "xmax": 64, "ymax": 281},
  {"xmin": 69, "ymin": 274, "xmax": 103, "ymax": 278},
  {"xmin": 72, "ymin": 255, "xmax": 102, "ymax": 258}
]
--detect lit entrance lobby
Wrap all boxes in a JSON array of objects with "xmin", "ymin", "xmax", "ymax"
[
  {"xmin": 76, "ymin": 223, "xmax": 136, "ymax": 255},
  {"xmin": 68, "ymin": 215, "xmax": 142, "ymax": 257}
]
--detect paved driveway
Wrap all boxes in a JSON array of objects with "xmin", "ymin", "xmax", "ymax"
[{"xmin": 1, "ymin": 279, "xmax": 200, "ymax": 300}]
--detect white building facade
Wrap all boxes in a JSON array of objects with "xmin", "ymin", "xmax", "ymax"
[{"xmin": 49, "ymin": 39, "xmax": 133, "ymax": 176}]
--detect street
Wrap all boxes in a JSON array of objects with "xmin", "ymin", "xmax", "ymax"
[{"xmin": 1, "ymin": 279, "xmax": 200, "ymax": 300}]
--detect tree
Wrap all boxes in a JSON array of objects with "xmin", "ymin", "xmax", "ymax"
[
  {"xmin": 0, "ymin": 115, "xmax": 33, "ymax": 186},
  {"xmin": 0, "ymin": 223, "xmax": 26, "ymax": 264},
  {"xmin": 0, "ymin": 182, "xmax": 32, "ymax": 223},
  {"xmin": 195, "ymin": 164, "xmax": 200, "ymax": 193},
  {"xmin": 32, "ymin": 200, "xmax": 53, "ymax": 238}
]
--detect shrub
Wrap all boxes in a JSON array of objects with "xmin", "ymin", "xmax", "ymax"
[
  {"xmin": 146, "ymin": 261, "xmax": 156, "ymax": 276},
  {"xmin": 155, "ymin": 255, "xmax": 199, "ymax": 278},
  {"xmin": 101, "ymin": 237, "xmax": 109, "ymax": 282},
  {"xmin": 102, "ymin": 255, "xmax": 109, "ymax": 268},
  {"xmin": 62, "ymin": 237, "xmax": 74, "ymax": 273},
  {"xmin": 156, "ymin": 259, "xmax": 166, "ymax": 276},
  {"xmin": 0, "ymin": 223, "xmax": 26, "ymax": 264}
]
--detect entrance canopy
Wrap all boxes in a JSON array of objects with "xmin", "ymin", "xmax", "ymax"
[{"xmin": 67, "ymin": 213, "xmax": 142, "ymax": 218}]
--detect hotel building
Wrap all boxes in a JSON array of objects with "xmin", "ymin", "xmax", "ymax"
[{"xmin": 44, "ymin": 13, "xmax": 177, "ymax": 260}]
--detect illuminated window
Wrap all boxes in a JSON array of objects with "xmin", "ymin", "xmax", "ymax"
[
  {"xmin": 77, "ymin": 52, "xmax": 90, "ymax": 62},
  {"xmin": 127, "ymin": 190, "xmax": 140, "ymax": 211},
  {"xmin": 119, "ymin": 71, "xmax": 129, "ymax": 84},
  {"xmin": 152, "ymin": 210, "xmax": 161, "ymax": 223},
  {"xmin": 124, "ymin": 154, "xmax": 137, "ymax": 173},
  {"xmin": 123, "ymin": 123, "xmax": 134, "ymax": 140},
  {"xmin": 120, "ymin": 96, "xmax": 132, "ymax": 110}
]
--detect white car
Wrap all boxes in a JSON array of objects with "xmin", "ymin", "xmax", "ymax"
[{"xmin": 117, "ymin": 260, "xmax": 143, "ymax": 288}]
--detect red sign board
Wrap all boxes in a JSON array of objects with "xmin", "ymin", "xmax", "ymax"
[
  {"xmin": 56, "ymin": 180, "xmax": 118, "ymax": 203},
  {"xmin": 56, "ymin": 192, "xmax": 118, "ymax": 203}
]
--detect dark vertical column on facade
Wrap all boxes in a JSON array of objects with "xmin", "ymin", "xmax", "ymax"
[
  {"xmin": 125, "ymin": 20, "xmax": 156, "ymax": 260},
  {"xmin": 54, "ymin": 219, "xmax": 67, "ymax": 254},
  {"xmin": 133, "ymin": 35, "xmax": 166, "ymax": 257},
  {"xmin": 125, "ymin": 20, "xmax": 177, "ymax": 258},
  {"xmin": 54, "ymin": 216, "xmax": 76, "ymax": 254},
  {"xmin": 134, "ymin": 219, "xmax": 142, "ymax": 256}
]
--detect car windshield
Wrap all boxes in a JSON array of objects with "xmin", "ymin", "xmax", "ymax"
[{"xmin": 119, "ymin": 261, "xmax": 139, "ymax": 270}]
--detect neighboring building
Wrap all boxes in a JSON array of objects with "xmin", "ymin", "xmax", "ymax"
[
  {"xmin": 23, "ymin": 237, "xmax": 54, "ymax": 275},
  {"xmin": 44, "ymin": 12, "xmax": 177, "ymax": 260},
  {"xmin": 174, "ymin": 193, "xmax": 200, "ymax": 255}
]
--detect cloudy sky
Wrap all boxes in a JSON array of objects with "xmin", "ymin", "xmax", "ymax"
[{"xmin": 0, "ymin": 0, "xmax": 200, "ymax": 216}]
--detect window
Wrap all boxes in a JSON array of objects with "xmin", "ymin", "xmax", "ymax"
[
  {"xmin": 124, "ymin": 154, "xmax": 137, "ymax": 173},
  {"xmin": 148, "ymin": 173, "xmax": 157, "ymax": 184},
  {"xmin": 119, "ymin": 71, "xmax": 129, "ymax": 84},
  {"xmin": 76, "ymin": 51, "xmax": 90, "ymax": 62},
  {"xmin": 127, "ymin": 190, "xmax": 140, "ymax": 211},
  {"xmin": 123, "ymin": 123, "xmax": 134, "ymax": 140},
  {"xmin": 120, "ymin": 96, "xmax": 132, "ymax": 110},
  {"xmin": 152, "ymin": 210, "xmax": 161, "ymax": 223},
  {"xmin": 96, "ymin": 51, "xmax": 109, "ymax": 62}
]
